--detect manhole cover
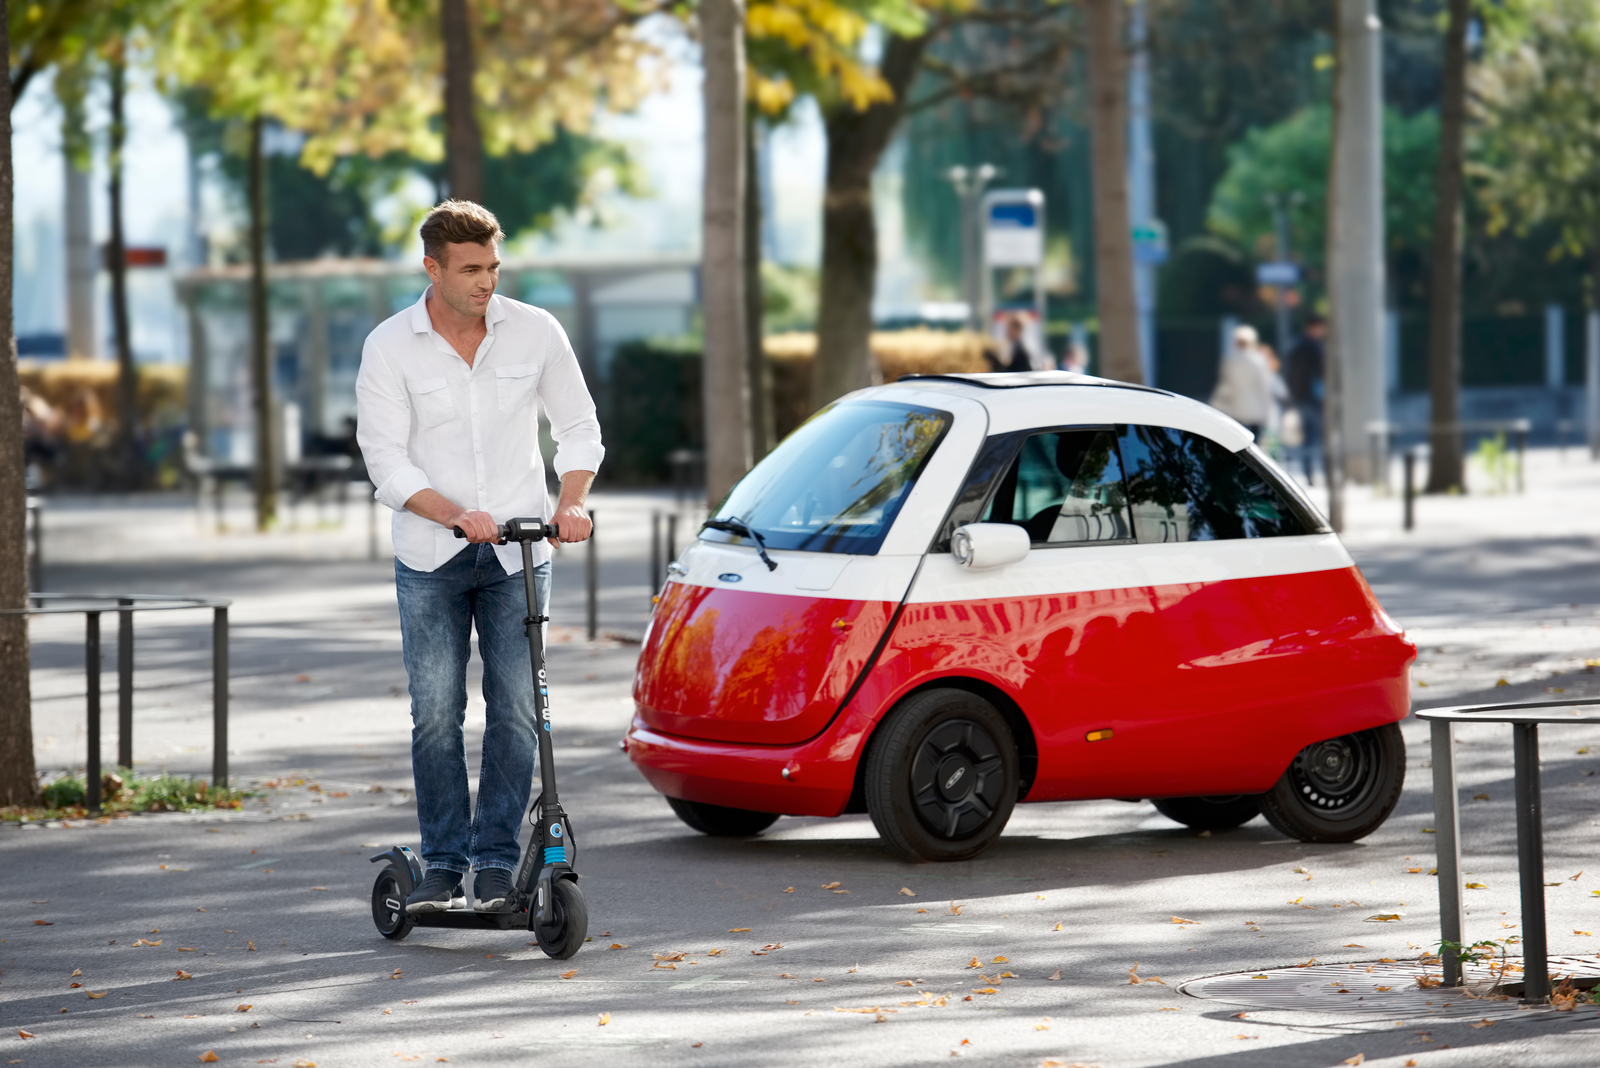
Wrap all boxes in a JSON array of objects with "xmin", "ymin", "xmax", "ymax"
[{"xmin": 1181, "ymin": 956, "xmax": 1600, "ymax": 1019}]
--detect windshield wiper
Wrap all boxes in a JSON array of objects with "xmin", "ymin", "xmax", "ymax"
[{"xmin": 702, "ymin": 516, "xmax": 778, "ymax": 571}]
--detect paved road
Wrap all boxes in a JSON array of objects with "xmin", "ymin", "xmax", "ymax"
[{"xmin": 7, "ymin": 457, "xmax": 1600, "ymax": 1067}]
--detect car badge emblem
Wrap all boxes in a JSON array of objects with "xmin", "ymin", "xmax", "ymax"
[
  {"xmin": 945, "ymin": 767, "xmax": 965, "ymax": 789},
  {"xmin": 718, "ymin": 573, "xmax": 743, "ymax": 583}
]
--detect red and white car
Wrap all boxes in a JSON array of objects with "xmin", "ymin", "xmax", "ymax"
[{"xmin": 624, "ymin": 372, "xmax": 1415, "ymax": 861}]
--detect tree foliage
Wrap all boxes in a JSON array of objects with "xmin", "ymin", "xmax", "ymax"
[
  {"xmin": 1472, "ymin": 0, "xmax": 1600, "ymax": 285},
  {"xmin": 1207, "ymin": 103, "xmax": 1440, "ymax": 269}
]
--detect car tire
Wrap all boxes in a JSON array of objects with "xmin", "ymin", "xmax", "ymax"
[
  {"xmin": 1258, "ymin": 723, "xmax": 1406, "ymax": 844},
  {"xmin": 1152, "ymin": 794, "xmax": 1260, "ymax": 831},
  {"xmin": 864, "ymin": 688, "xmax": 1020, "ymax": 862},
  {"xmin": 667, "ymin": 797, "xmax": 780, "ymax": 837}
]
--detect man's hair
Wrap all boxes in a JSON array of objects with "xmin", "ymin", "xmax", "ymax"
[{"xmin": 420, "ymin": 200, "xmax": 505, "ymax": 266}]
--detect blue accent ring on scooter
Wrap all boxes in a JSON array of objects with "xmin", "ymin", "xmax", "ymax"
[{"xmin": 544, "ymin": 846, "xmax": 567, "ymax": 864}]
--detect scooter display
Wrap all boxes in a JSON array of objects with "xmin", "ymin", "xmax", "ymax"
[{"xmin": 368, "ymin": 517, "xmax": 588, "ymax": 959}]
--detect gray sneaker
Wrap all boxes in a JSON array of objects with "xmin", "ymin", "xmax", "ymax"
[
  {"xmin": 405, "ymin": 869, "xmax": 465, "ymax": 914},
  {"xmin": 474, "ymin": 868, "xmax": 514, "ymax": 912}
]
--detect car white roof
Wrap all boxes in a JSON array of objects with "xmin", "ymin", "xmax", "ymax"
[{"xmin": 854, "ymin": 371, "xmax": 1255, "ymax": 452}]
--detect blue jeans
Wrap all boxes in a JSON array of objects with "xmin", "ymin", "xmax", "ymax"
[{"xmin": 395, "ymin": 543, "xmax": 550, "ymax": 875}]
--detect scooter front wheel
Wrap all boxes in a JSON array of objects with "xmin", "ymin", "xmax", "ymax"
[
  {"xmin": 371, "ymin": 865, "xmax": 415, "ymax": 941},
  {"xmin": 533, "ymin": 879, "xmax": 588, "ymax": 959}
]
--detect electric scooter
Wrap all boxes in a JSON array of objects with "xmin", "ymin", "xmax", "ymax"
[{"xmin": 369, "ymin": 517, "xmax": 589, "ymax": 959}]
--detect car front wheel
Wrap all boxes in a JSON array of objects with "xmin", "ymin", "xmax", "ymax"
[
  {"xmin": 864, "ymin": 688, "xmax": 1020, "ymax": 862},
  {"xmin": 667, "ymin": 797, "xmax": 780, "ymax": 837},
  {"xmin": 1152, "ymin": 794, "xmax": 1260, "ymax": 830},
  {"xmin": 1257, "ymin": 723, "xmax": 1406, "ymax": 843}
]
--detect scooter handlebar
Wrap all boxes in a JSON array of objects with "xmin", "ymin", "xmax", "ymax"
[{"xmin": 452, "ymin": 517, "xmax": 557, "ymax": 543}]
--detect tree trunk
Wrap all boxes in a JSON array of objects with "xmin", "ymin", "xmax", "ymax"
[
  {"xmin": 700, "ymin": 0, "xmax": 751, "ymax": 506},
  {"xmin": 745, "ymin": 112, "xmax": 774, "ymax": 459},
  {"xmin": 1424, "ymin": 0, "xmax": 1469, "ymax": 494},
  {"xmin": 248, "ymin": 114, "xmax": 277, "ymax": 531},
  {"xmin": 441, "ymin": 0, "xmax": 483, "ymax": 203},
  {"xmin": 0, "ymin": 0, "xmax": 39, "ymax": 806},
  {"xmin": 108, "ymin": 49, "xmax": 139, "ymax": 486},
  {"xmin": 812, "ymin": 33, "xmax": 928, "ymax": 411},
  {"xmin": 1084, "ymin": 0, "xmax": 1141, "ymax": 384}
]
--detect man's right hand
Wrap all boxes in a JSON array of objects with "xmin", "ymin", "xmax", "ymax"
[{"xmin": 450, "ymin": 509, "xmax": 501, "ymax": 543}]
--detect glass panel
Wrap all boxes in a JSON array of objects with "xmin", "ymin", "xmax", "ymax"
[
  {"xmin": 708, "ymin": 401, "xmax": 952, "ymax": 554},
  {"xmin": 1118, "ymin": 425, "xmax": 1312, "ymax": 542},
  {"xmin": 982, "ymin": 430, "xmax": 1132, "ymax": 544}
]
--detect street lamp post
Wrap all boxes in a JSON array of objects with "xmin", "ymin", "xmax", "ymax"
[
  {"xmin": 947, "ymin": 164, "xmax": 998, "ymax": 332},
  {"xmin": 1264, "ymin": 191, "xmax": 1304, "ymax": 357}
]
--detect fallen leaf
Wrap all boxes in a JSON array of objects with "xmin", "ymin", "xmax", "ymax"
[
  {"xmin": 729, "ymin": 928, "xmax": 752, "ymax": 933},
  {"xmin": 33, "ymin": 920, "xmax": 53, "ymax": 926},
  {"xmin": 899, "ymin": 887, "xmax": 917, "ymax": 897},
  {"xmin": 1343, "ymin": 944, "xmax": 1365, "ymax": 948},
  {"xmin": 1047, "ymin": 969, "xmax": 1061, "ymax": 981},
  {"xmin": 597, "ymin": 1013, "xmax": 610, "ymax": 1026},
  {"xmin": 86, "ymin": 991, "xmax": 107, "ymax": 999},
  {"xmin": 1171, "ymin": 916, "xmax": 1199, "ymax": 925},
  {"xmin": 758, "ymin": 943, "xmax": 783, "ymax": 953},
  {"xmin": 1035, "ymin": 1023, "xmax": 1051, "ymax": 1030},
  {"xmin": 946, "ymin": 901, "xmax": 963, "ymax": 916},
  {"xmin": 1052, "ymin": 922, "xmax": 1064, "ymax": 931},
  {"xmin": 1374, "ymin": 986, "xmax": 1393, "ymax": 992},
  {"xmin": 71, "ymin": 969, "xmax": 81, "ymax": 977},
  {"xmin": 1465, "ymin": 882, "xmax": 1489, "ymax": 890},
  {"xmin": 1415, "ymin": 975, "xmax": 1442, "ymax": 989},
  {"xmin": 991, "ymin": 956, "xmax": 1009, "ymax": 964},
  {"xmin": 833, "ymin": 889, "xmax": 851, "ymax": 894},
  {"xmin": 200, "ymin": 1053, "xmax": 220, "ymax": 1064},
  {"xmin": 310, "ymin": 887, "xmax": 329, "ymax": 892},
  {"xmin": 779, "ymin": 973, "xmax": 797, "ymax": 979},
  {"xmin": 1231, "ymin": 1012, "xmax": 1248, "ymax": 1019},
  {"xmin": 247, "ymin": 941, "xmax": 257, "ymax": 952},
  {"xmin": 707, "ymin": 949, "xmax": 723, "ymax": 957},
  {"xmin": 917, "ymin": 908, "xmax": 929, "ymax": 914},
  {"xmin": 835, "ymin": 1006, "xmax": 881, "ymax": 1014},
  {"xmin": 813, "ymin": 978, "xmax": 825, "ymax": 983},
  {"xmin": 1551, "ymin": 991, "xmax": 1578, "ymax": 1011},
  {"xmin": 784, "ymin": 887, "xmax": 795, "ymax": 893},
  {"xmin": 1406, "ymin": 1061, "xmax": 1418, "ymax": 1067},
  {"xmin": 560, "ymin": 970, "xmax": 577, "ymax": 979},
  {"xmin": 1343, "ymin": 1056, "xmax": 1364, "ymax": 1066},
  {"xmin": 895, "ymin": 980, "xmax": 915, "ymax": 987},
  {"xmin": 17, "ymin": 1032, "xmax": 34, "ymax": 1040},
  {"xmin": 655, "ymin": 952, "xmax": 687, "ymax": 962},
  {"xmin": 294, "ymin": 1061, "xmax": 317, "ymax": 1067},
  {"xmin": 1469, "ymin": 1018, "xmax": 1495, "ymax": 1029},
  {"xmin": 971, "ymin": 987, "xmax": 999, "ymax": 995},
  {"xmin": 1575, "ymin": 930, "xmax": 1593, "ymax": 936},
  {"xmin": 238, "ymin": 1004, "xmax": 252, "ymax": 1012},
  {"xmin": 653, "ymin": 962, "xmax": 678, "ymax": 970},
  {"xmin": 1159, "ymin": 1007, "xmax": 1180, "ymax": 1011},
  {"xmin": 1234, "ymin": 1035, "xmax": 1259, "ymax": 1040},
  {"xmin": 1367, "ymin": 914, "xmax": 1402, "ymax": 923},
  {"xmin": 174, "ymin": 970, "xmax": 194, "ymax": 980},
  {"xmin": 821, "ymin": 882, "xmax": 842, "ymax": 890},
  {"xmin": 968, "ymin": 957, "xmax": 982, "ymax": 969},
  {"xmin": 1294, "ymin": 866, "xmax": 1310, "ymax": 874},
  {"xmin": 69, "ymin": 982, "xmax": 81, "ymax": 989},
  {"xmin": 608, "ymin": 942, "xmax": 629, "ymax": 950},
  {"xmin": 178, "ymin": 947, "xmax": 196, "ymax": 952},
  {"xmin": 848, "ymin": 963, "xmax": 859, "ymax": 973}
]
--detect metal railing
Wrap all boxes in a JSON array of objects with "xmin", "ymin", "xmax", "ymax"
[
  {"xmin": 1367, "ymin": 419, "xmax": 1531, "ymax": 495},
  {"xmin": 1, "ymin": 593, "xmax": 232, "ymax": 809},
  {"xmin": 1414, "ymin": 697, "xmax": 1600, "ymax": 1000}
]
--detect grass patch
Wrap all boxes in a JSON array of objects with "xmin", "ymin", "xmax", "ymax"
[{"xmin": 2, "ymin": 769, "xmax": 255, "ymax": 822}]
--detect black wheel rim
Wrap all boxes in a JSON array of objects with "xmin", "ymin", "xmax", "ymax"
[
  {"xmin": 908, "ymin": 717, "xmax": 1006, "ymax": 839},
  {"xmin": 371, "ymin": 870, "xmax": 407, "ymax": 935},
  {"xmin": 1287, "ymin": 732, "xmax": 1380, "ymax": 821}
]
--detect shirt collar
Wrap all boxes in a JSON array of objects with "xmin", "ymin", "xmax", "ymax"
[{"xmin": 410, "ymin": 285, "xmax": 506, "ymax": 336}]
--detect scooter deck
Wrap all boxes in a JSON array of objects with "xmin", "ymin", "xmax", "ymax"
[{"xmin": 411, "ymin": 908, "xmax": 528, "ymax": 931}]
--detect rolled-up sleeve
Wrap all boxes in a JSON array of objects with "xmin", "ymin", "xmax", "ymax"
[
  {"xmin": 537, "ymin": 314, "xmax": 605, "ymax": 478},
  {"xmin": 355, "ymin": 336, "xmax": 434, "ymax": 511}
]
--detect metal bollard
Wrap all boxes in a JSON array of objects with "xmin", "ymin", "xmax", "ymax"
[
  {"xmin": 213, "ymin": 606, "xmax": 230, "ymax": 789},
  {"xmin": 650, "ymin": 511, "xmax": 662, "ymax": 600},
  {"xmin": 1403, "ymin": 449, "xmax": 1416, "ymax": 532},
  {"xmin": 586, "ymin": 510, "xmax": 598, "ymax": 642},
  {"xmin": 1515, "ymin": 427, "xmax": 1527, "ymax": 493},
  {"xmin": 27, "ymin": 501, "xmax": 42, "ymax": 594},
  {"xmin": 86, "ymin": 612, "xmax": 102, "ymax": 811},
  {"xmin": 118, "ymin": 598, "xmax": 134, "ymax": 769},
  {"xmin": 666, "ymin": 513, "xmax": 677, "ymax": 569}
]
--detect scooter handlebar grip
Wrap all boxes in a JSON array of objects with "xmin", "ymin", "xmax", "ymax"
[{"xmin": 453, "ymin": 523, "xmax": 515, "ymax": 541}]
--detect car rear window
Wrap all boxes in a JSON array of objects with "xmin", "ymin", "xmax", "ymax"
[
  {"xmin": 1118, "ymin": 425, "xmax": 1312, "ymax": 541},
  {"xmin": 704, "ymin": 401, "xmax": 952, "ymax": 554}
]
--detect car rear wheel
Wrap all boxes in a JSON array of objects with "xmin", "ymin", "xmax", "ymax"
[
  {"xmin": 1258, "ymin": 723, "xmax": 1406, "ymax": 843},
  {"xmin": 1152, "ymin": 794, "xmax": 1260, "ymax": 831},
  {"xmin": 667, "ymin": 797, "xmax": 780, "ymax": 837},
  {"xmin": 864, "ymin": 688, "xmax": 1020, "ymax": 862}
]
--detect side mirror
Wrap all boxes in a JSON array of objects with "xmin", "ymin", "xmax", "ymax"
[{"xmin": 950, "ymin": 523, "xmax": 1031, "ymax": 570}]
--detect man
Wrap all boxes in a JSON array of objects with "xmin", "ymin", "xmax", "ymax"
[
  {"xmin": 1284, "ymin": 316, "xmax": 1327, "ymax": 482},
  {"xmin": 356, "ymin": 200, "xmax": 603, "ymax": 913},
  {"xmin": 985, "ymin": 313, "xmax": 1035, "ymax": 373}
]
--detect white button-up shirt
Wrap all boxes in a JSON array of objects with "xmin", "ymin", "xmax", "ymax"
[{"xmin": 355, "ymin": 288, "xmax": 604, "ymax": 574}]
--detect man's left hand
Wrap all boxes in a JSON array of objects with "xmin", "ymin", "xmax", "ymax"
[{"xmin": 549, "ymin": 501, "xmax": 592, "ymax": 547}]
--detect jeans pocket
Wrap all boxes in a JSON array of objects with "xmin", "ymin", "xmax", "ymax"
[
  {"xmin": 408, "ymin": 375, "xmax": 455, "ymax": 427},
  {"xmin": 496, "ymin": 364, "xmax": 539, "ymax": 414}
]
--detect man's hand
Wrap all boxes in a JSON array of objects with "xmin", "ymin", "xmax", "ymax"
[
  {"xmin": 549, "ymin": 501, "xmax": 591, "ymax": 547},
  {"xmin": 547, "ymin": 470, "xmax": 596, "ymax": 547},
  {"xmin": 450, "ymin": 509, "xmax": 501, "ymax": 544}
]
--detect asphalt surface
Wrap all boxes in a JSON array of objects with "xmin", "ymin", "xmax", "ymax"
[{"xmin": 6, "ymin": 456, "xmax": 1600, "ymax": 1068}]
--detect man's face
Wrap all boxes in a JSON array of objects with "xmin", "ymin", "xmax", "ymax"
[
  {"xmin": 1307, "ymin": 322, "xmax": 1327, "ymax": 340},
  {"xmin": 424, "ymin": 240, "xmax": 500, "ymax": 319},
  {"xmin": 1007, "ymin": 318, "xmax": 1024, "ymax": 340}
]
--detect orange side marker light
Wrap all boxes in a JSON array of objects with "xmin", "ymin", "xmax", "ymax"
[{"xmin": 1085, "ymin": 729, "xmax": 1114, "ymax": 742}]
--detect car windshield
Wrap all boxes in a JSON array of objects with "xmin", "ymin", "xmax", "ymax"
[{"xmin": 705, "ymin": 401, "xmax": 952, "ymax": 554}]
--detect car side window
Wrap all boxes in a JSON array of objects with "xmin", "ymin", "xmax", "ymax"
[
  {"xmin": 1117, "ymin": 424, "xmax": 1312, "ymax": 542},
  {"xmin": 982, "ymin": 429, "xmax": 1132, "ymax": 545}
]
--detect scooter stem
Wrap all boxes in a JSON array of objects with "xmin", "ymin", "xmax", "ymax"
[{"xmin": 520, "ymin": 537, "xmax": 558, "ymax": 807}]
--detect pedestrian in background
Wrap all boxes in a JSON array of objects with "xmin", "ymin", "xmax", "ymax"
[
  {"xmin": 1284, "ymin": 315, "xmax": 1327, "ymax": 482},
  {"xmin": 1209, "ymin": 324, "xmax": 1275, "ymax": 439},
  {"xmin": 1062, "ymin": 339, "xmax": 1089, "ymax": 375},
  {"xmin": 985, "ymin": 313, "xmax": 1036, "ymax": 373}
]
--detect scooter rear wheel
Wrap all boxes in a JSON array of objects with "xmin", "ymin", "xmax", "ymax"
[
  {"xmin": 371, "ymin": 866, "xmax": 415, "ymax": 941},
  {"xmin": 533, "ymin": 879, "xmax": 588, "ymax": 959}
]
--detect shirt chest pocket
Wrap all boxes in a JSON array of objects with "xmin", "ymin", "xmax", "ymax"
[
  {"xmin": 407, "ymin": 376, "xmax": 455, "ymax": 427},
  {"xmin": 496, "ymin": 363, "xmax": 540, "ymax": 414}
]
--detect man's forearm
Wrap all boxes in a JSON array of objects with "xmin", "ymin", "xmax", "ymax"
[
  {"xmin": 404, "ymin": 488, "xmax": 468, "ymax": 527},
  {"xmin": 555, "ymin": 470, "xmax": 595, "ymax": 511}
]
